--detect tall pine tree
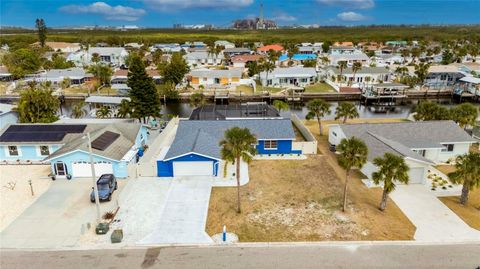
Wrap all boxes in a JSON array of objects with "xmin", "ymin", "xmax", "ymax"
[{"xmin": 127, "ymin": 54, "xmax": 161, "ymax": 123}]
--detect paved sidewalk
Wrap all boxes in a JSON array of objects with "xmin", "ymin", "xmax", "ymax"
[
  {"xmin": 390, "ymin": 184, "xmax": 480, "ymax": 242},
  {"xmin": 139, "ymin": 177, "xmax": 213, "ymax": 244}
]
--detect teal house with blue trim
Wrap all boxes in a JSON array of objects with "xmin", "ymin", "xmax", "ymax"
[{"xmin": 0, "ymin": 123, "xmax": 148, "ymax": 179}]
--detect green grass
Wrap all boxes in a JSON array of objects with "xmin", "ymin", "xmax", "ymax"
[
  {"xmin": 2, "ymin": 26, "xmax": 480, "ymax": 46},
  {"xmin": 235, "ymin": 85, "xmax": 255, "ymax": 95},
  {"xmin": 304, "ymin": 83, "xmax": 336, "ymax": 93}
]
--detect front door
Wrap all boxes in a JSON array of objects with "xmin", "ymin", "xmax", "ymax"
[{"xmin": 55, "ymin": 162, "xmax": 67, "ymax": 176}]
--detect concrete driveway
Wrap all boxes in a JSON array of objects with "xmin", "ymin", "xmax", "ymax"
[
  {"xmin": 139, "ymin": 177, "xmax": 213, "ymax": 244},
  {"xmin": 0, "ymin": 179, "xmax": 123, "ymax": 249},
  {"xmin": 390, "ymin": 185, "xmax": 480, "ymax": 242}
]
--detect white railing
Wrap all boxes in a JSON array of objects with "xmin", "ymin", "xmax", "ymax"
[{"xmin": 325, "ymin": 79, "xmax": 340, "ymax": 92}]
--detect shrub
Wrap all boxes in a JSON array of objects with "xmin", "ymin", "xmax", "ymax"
[{"xmin": 102, "ymin": 211, "xmax": 115, "ymax": 220}]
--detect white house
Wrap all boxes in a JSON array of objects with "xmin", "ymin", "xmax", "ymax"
[
  {"xmin": 67, "ymin": 47, "xmax": 129, "ymax": 67},
  {"xmin": 328, "ymin": 121, "xmax": 476, "ymax": 184},
  {"xmin": 189, "ymin": 68, "xmax": 242, "ymax": 87},
  {"xmin": 184, "ymin": 51, "xmax": 225, "ymax": 67},
  {"xmin": 214, "ymin": 40, "xmax": 235, "ymax": 49},
  {"xmin": 328, "ymin": 46, "xmax": 370, "ymax": 66},
  {"xmin": 24, "ymin": 68, "xmax": 93, "ymax": 86},
  {"xmin": 324, "ymin": 66, "xmax": 391, "ymax": 86},
  {"xmin": 259, "ymin": 67, "xmax": 317, "ymax": 87}
]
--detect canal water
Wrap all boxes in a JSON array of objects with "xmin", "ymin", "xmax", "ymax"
[{"xmin": 60, "ymin": 98, "xmax": 464, "ymax": 120}]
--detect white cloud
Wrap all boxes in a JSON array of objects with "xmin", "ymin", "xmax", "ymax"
[
  {"xmin": 141, "ymin": 0, "xmax": 253, "ymax": 10},
  {"xmin": 337, "ymin": 11, "xmax": 367, "ymax": 21},
  {"xmin": 317, "ymin": 0, "xmax": 374, "ymax": 9},
  {"xmin": 59, "ymin": 2, "xmax": 146, "ymax": 21},
  {"xmin": 273, "ymin": 12, "xmax": 297, "ymax": 22}
]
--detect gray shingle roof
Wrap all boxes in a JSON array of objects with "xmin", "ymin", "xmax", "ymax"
[
  {"xmin": 45, "ymin": 123, "xmax": 141, "ymax": 161},
  {"xmin": 339, "ymin": 121, "xmax": 475, "ymax": 163},
  {"xmin": 164, "ymin": 119, "xmax": 295, "ymax": 160}
]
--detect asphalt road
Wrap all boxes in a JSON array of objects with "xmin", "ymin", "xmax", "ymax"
[{"xmin": 1, "ymin": 242, "xmax": 480, "ymax": 269}]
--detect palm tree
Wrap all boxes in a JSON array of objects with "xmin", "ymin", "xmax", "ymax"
[
  {"xmin": 287, "ymin": 45, "xmax": 299, "ymax": 66},
  {"xmin": 414, "ymin": 62, "xmax": 430, "ymax": 87},
  {"xmin": 364, "ymin": 76, "xmax": 371, "ymax": 88},
  {"xmin": 261, "ymin": 60, "xmax": 276, "ymax": 90},
  {"xmin": 305, "ymin": 99, "xmax": 331, "ymax": 136},
  {"xmin": 448, "ymin": 152, "xmax": 480, "ymax": 205},
  {"xmin": 190, "ymin": 92, "xmax": 206, "ymax": 107},
  {"xmin": 351, "ymin": 62, "xmax": 362, "ymax": 86},
  {"xmin": 117, "ymin": 99, "xmax": 132, "ymax": 118},
  {"xmin": 450, "ymin": 102, "xmax": 479, "ymax": 129},
  {"xmin": 272, "ymin": 100, "xmax": 289, "ymax": 112},
  {"xmin": 96, "ymin": 106, "xmax": 112, "ymax": 118},
  {"xmin": 320, "ymin": 56, "xmax": 330, "ymax": 66},
  {"xmin": 337, "ymin": 137, "xmax": 368, "ymax": 212},
  {"xmin": 338, "ymin": 61, "xmax": 347, "ymax": 88},
  {"xmin": 70, "ymin": 101, "xmax": 87, "ymax": 119},
  {"xmin": 61, "ymin": 77, "xmax": 71, "ymax": 89},
  {"xmin": 91, "ymin": 52, "xmax": 100, "ymax": 64},
  {"xmin": 219, "ymin": 127, "xmax": 257, "ymax": 213},
  {"xmin": 335, "ymin": 102, "xmax": 359, "ymax": 123},
  {"xmin": 372, "ymin": 153, "xmax": 410, "ymax": 211}
]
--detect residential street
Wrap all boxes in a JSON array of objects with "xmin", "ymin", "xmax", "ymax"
[
  {"xmin": 1, "ymin": 242, "xmax": 480, "ymax": 269},
  {"xmin": 390, "ymin": 184, "xmax": 480, "ymax": 242}
]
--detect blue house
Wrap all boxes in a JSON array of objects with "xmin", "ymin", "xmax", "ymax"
[
  {"xmin": 157, "ymin": 119, "xmax": 302, "ymax": 177},
  {"xmin": 0, "ymin": 123, "xmax": 148, "ymax": 179}
]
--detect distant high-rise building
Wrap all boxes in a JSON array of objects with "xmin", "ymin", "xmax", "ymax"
[{"xmin": 233, "ymin": 2, "xmax": 276, "ymax": 30}]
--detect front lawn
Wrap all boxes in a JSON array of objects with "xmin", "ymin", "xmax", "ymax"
[
  {"xmin": 304, "ymin": 83, "xmax": 336, "ymax": 93},
  {"xmin": 436, "ymin": 162, "xmax": 480, "ymax": 231},
  {"xmin": 206, "ymin": 156, "xmax": 415, "ymax": 241},
  {"xmin": 440, "ymin": 190, "xmax": 480, "ymax": 231}
]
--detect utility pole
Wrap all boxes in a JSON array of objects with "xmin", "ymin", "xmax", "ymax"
[{"xmin": 86, "ymin": 132, "xmax": 101, "ymax": 223}]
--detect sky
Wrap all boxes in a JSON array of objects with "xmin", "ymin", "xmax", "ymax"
[{"xmin": 1, "ymin": 0, "xmax": 479, "ymax": 28}]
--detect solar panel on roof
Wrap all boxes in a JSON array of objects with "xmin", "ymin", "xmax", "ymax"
[
  {"xmin": 0, "ymin": 124, "xmax": 87, "ymax": 142},
  {"xmin": 91, "ymin": 131, "xmax": 120, "ymax": 151}
]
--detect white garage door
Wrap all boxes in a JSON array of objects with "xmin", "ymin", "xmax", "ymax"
[
  {"xmin": 71, "ymin": 161, "xmax": 114, "ymax": 178},
  {"xmin": 173, "ymin": 161, "xmax": 213, "ymax": 176},
  {"xmin": 408, "ymin": 167, "xmax": 425, "ymax": 184}
]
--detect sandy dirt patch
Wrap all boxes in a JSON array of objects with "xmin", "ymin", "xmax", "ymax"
[{"xmin": 0, "ymin": 165, "xmax": 52, "ymax": 231}]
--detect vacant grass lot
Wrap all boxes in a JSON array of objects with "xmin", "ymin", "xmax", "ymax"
[{"xmin": 206, "ymin": 117, "xmax": 415, "ymax": 242}]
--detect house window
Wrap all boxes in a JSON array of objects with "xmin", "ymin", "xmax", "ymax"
[
  {"xmin": 441, "ymin": 144, "xmax": 454, "ymax": 152},
  {"xmin": 264, "ymin": 140, "xmax": 278, "ymax": 150},
  {"xmin": 39, "ymin": 146, "xmax": 50, "ymax": 156},
  {"xmin": 413, "ymin": 149, "xmax": 426, "ymax": 157},
  {"xmin": 7, "ymin": 146, "xmax": 19, "ymax": 156}
]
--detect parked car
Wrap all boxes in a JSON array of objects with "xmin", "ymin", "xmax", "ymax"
[{"xmin": 90, "ymin": 174, "xmax": 118, "ymax": 202}]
